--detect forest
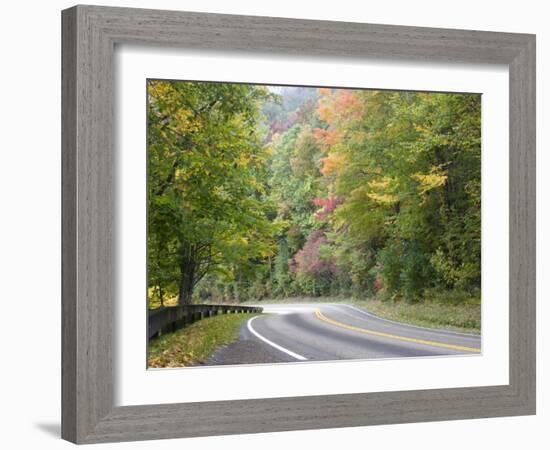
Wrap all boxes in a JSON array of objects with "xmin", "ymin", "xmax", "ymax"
[{"xmin": 147, "ymin": 80, "xmax": 481, "ymax": 309}]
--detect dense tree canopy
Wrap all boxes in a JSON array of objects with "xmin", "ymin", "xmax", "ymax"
[
  {"xmin": 147, "ymin": 81, "xmax": 481, "ymax": 308},
  {"xmin": 147, "ymin": 80, "xmax": 277, "ymax": 305}
]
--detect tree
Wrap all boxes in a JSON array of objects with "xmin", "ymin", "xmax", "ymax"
[
  {"xmin": 147, "ymin": 80, "xmax": 277, "ymax": 305},
  {"xmin": 314, "ymin": 88, "xmax": 481, "ymax": 300}
]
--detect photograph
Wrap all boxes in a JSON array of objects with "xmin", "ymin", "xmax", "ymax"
[
  {"xmin": 146, "ymin": 80, "xmax": 482, "ymax": 368},
  {"xmin": 2, "ymin": 0, "xmax": 542, "ymax": 447}
]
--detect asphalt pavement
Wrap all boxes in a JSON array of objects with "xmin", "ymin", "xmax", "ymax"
[{"xmin": 203, "ymin": 303, "xmax": 481, "ymax": 366}]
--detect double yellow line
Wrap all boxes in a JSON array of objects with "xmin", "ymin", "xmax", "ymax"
[{"xmin": 314, "ymin": 309, "xmax": 481, "ymax": 353}]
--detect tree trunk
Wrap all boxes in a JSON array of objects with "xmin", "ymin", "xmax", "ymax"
[
  {"xmin": 158, "ymin": 285, "xmax": 164, "ymax": 307},
  {"xmin": 178, "ymin": 241, "xmax": 196, "ymax": 305}
]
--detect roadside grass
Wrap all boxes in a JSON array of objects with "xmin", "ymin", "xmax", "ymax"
[
  {"xmin": 148, "ymin": 313, "xmax": 258, "ymax": 368},
  {"xmin": 349, "ymin": 298, "xmax": 480, "ymax": 334},
  {"xmin": 249, "ymin": 296, "xmax": 481, "ymax": 334}
]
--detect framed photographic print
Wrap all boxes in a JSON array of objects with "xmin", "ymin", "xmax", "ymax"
[{"xmin": 62, "ymin": 5, "xmax": 536, "ymax": 444}]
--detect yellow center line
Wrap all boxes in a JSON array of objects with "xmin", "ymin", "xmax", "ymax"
[{"xmin": 314, "ymin": 309, "xmax": 481, "ymax": 353}]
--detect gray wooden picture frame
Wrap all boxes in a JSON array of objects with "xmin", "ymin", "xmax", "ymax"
[{"xmin": 61, "ymin": 4, "xmax": 536, "ymax": 444}]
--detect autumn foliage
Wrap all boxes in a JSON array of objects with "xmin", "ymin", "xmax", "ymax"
[{"xmin": 147, "ymin": 82, "xmax": 481, "ymax": 306}]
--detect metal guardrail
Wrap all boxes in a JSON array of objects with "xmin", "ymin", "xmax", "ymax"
[{"xmin": 148, "ymin": 304, "xmax": 263, "ymax": 339}]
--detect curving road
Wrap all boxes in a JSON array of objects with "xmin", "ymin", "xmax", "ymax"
[{"xmin": 203, "ymin": 303, "xmax": 481, "ymax": 366}]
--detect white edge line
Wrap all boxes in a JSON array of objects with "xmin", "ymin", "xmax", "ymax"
[
  {"xmin": 247, "ymin": 317, "xmax": 308, "ymax": 361},
  {"xmin": 341, "ymin": 304, "xmax": 481, "ymax": 338}
]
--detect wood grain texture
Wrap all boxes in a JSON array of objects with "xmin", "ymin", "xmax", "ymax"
[
  {"xmin": 61, "ymin": 7, "xmax": 77, "ymax": 443},
  {"xmin": 61, "ymin": 4, "xmax": 536, "ymax": 444}
]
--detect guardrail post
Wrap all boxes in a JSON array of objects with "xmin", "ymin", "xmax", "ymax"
[{"xmin": 148, "ymin": 304, "xmax": 263, "ymax": 339}]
